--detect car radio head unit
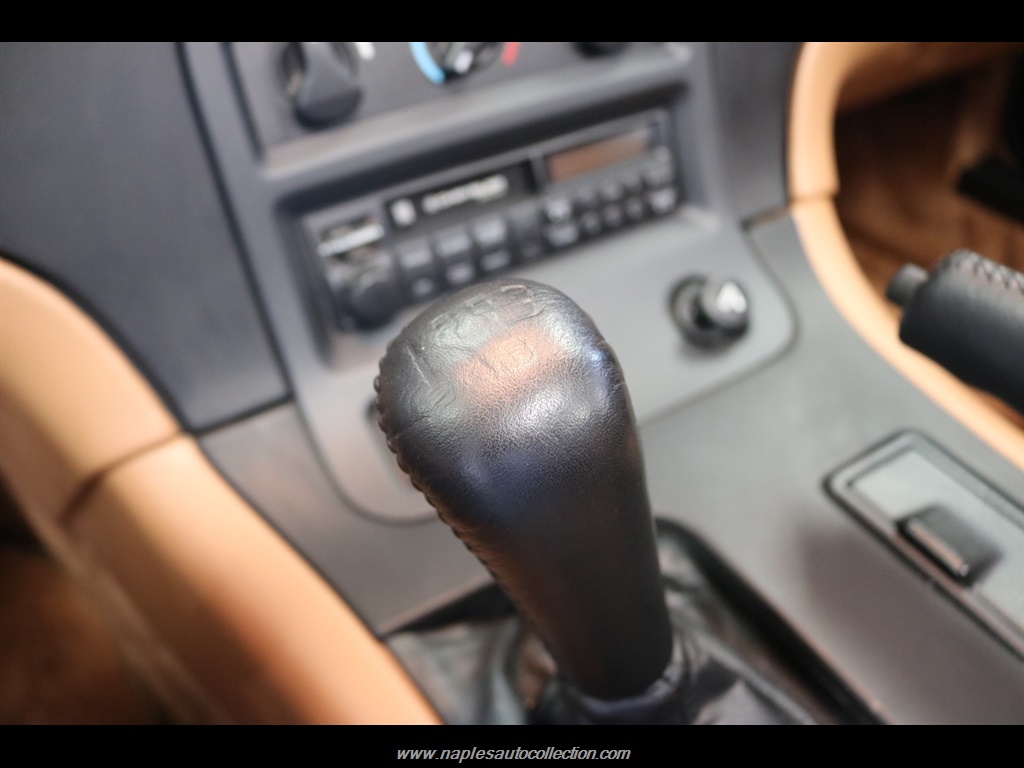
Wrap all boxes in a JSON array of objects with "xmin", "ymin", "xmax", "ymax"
[{"xmin": 302, "ymin": 110, "xmax": 681, "ymax": 330}]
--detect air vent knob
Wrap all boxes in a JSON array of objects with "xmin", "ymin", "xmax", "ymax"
[{"xmin": 281, "ymin": 42, "xmax": 362, "ymax": 126}]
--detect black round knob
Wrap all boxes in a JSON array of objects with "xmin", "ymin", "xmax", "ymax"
[
  {"xmin": 577, "ymin": 42, "xmax": 630, "ymax": 56},
  {"xmin": 327, "ymin": 253, "xmax": 403, "ymax": 330},
  {"xmin": 281, "ymin": 42, "xmax": 361, "ymax": 126},
  {"xmin": 427, "ymin": 42, "xmax": 502, "ymax": 78},
  {"xmin": 376, "ymin": 279, "xmax": 673, "ymax": 700},
  {"xmin": 670, "ymin": 276, "xmax": 751, "ymax": 348}
]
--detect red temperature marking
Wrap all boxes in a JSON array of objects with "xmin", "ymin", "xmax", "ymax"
[{"xmin": 501, "ymin": 42, "xmax": 521, "ymax": 67}]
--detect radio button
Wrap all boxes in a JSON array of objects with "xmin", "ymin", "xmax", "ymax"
[
  {"xmin": 599, "ymin": 181, "xmax": 625, "ymax": 204},
  {"xmin": 434, "ymin": 228, "xmax": 477, "ymax": 288},
  {"xmin": 621, "ymin": 173, "xmax": 645, "ymax": 197},
  {"xmin": 472, "ymin": 217, "xmax": 509, "ymax": 252},
  {"xmin": 479, "ymin": 249, "xmax": 513, "ymax": 274},
  {"xmin": 574, "ymin": 187, "xmax": 600, "ymax": 213},
  {"xmin": 509, "ymin": 205, "xmax": 545, "ymax": 262},
  {"xmin": 545, "ymin": 222, "xmax": 581, "ymax": 250},
  {"xmin": 602, "ymin": 203, "xmax": 625, "ymax": 230},
  {"xmin": 648, "ymin": 187, "xmax": 679, "ymax": 216},
  {"xmin": 390, "ymin": 198, "xmax": 418, "ymax": 229},
  {"xmin": 396, "ymin": 241, "xmax": 441, "ymax": 302},
  {"xmin": 542, "ymin": 196, "xmax": 574, "ymax": 225},
  {"xmin": 445, "ymin": 260, "xmax": 476, "ymax": 287},
  {"xmin": 434, "ymin": 228, "xmax": 474, "ymax": 263},
  {"xmin": 625, "ymin": 196, "xmax": 647, "ymax": 223},
  {"xmin": 580, "ymin": 210, "xmax": 603, "ymax": 238},
  {"xmin": 644, "ymin": 162, "xmax": 675, "ymax": 190}
]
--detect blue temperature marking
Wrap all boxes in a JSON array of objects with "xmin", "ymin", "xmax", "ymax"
[{"xmin": 410, "ymin": 42, "xmax": 445, "ymax": 84}]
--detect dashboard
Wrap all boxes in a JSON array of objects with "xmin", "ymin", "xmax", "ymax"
[{"xmin": 1, "ymin": 42, "xmax": 1022, "ymax": 724}]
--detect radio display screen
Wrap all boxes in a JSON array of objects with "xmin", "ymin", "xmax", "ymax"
[{"xmin": 545, "ymin": 127, "xmax": 652, "ymax": 183}]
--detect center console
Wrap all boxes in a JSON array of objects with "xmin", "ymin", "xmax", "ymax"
[{"xmin": 185, "ymin": 42, "xmax": 796, "ymax": 629}]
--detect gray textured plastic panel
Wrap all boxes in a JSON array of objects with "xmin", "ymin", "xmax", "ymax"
[
  {"xmin": 640, "ymin": 213, "xmax": 1024, "ymax": 724},
  {"xmin": 827, "ymin": 431, "xmax": 1024, "ymax": 655}
]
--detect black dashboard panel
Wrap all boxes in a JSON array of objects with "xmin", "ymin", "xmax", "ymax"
[
  {"xmin": 708, "ymin": 42, "xmax": 800, "ymax": 220},
  {"xmin": 232, "ymin": 43, "xmax": 667, "ymax": 151},
  {"xmin": 186, "ymin": 43, "xmax": 797, "ymax": 525},
  {"xmin": 0, "ymin": 42, "xmax": 288, "ymax": 431}
]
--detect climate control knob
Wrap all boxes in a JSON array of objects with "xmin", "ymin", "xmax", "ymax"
[
  {"xmin": 281, "ymin": 42, "xmax": 362, "ymax": 126},
  {"xmin": 427, "ymin": 42, "xmax": 502, "ymax": 78}
]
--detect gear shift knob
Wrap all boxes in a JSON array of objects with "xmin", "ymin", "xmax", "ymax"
[{"xmin": 375, "ymin": 279, "xmax": 673, "ymax": 701}]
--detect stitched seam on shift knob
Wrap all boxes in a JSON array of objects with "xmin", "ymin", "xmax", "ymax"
[{"xmin": 375, "ymin": 329, "xmax": 557, "ymax": 634}]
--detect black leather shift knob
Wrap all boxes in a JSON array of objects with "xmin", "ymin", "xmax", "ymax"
[{"xmin": 376, "ymin": 279, "xmax": 673, "ymax": 700}]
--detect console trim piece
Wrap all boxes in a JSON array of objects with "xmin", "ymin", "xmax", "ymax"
[
  {"xmin": 788, "ymin": 43, "xmax": 1024, "ymax": 470},
  {"xmin": 826, "ymin": 431, "xmax": 1024, "ymax": 657}
]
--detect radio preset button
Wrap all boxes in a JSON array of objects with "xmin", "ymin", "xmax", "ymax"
[
  {"xmin": 648, "ymin": 187, "xmax": 678, "ymax": 216},
  {"xmin": 622, "ymin": 173, "xmax": 645, "ymax": 197},
  {"xmin": 472, "ymin": 218, "xmax": 509, "ymax": 251},
  {"xmin": 480, "ymin": 249, "xmax": 513, "ymax": 274},
  {"xmin": 509, "ymin": 205, "xmax": 545, "ymax": 261},
  {"xmin": 644, "ymin": 163, "xmax": 675, "ymax": 189},
  {"xmin": 396, "ymin": 241, "xmax": 440, "ymax": 301},
  {"xmin": 625, "ymin": 196, "xmax": 646, "ymax": 223},
  {"xmin": 580, "ymin": 211, "xmax": 603, "ymax": 238},
  {"xmin": 434, "ymin": 228, "xmax": 477, "ymax": 288},
  {"xmin": 542, "ymin": 196, "xmax": 574, "ymax": 225},
  {"xmin": 408, "ymin": 277, "xmax": 437, "ymax": 300},
  {"xmin": 434, "ymin": 228, "xmax": 474, "ymax": 262},
  {"xmin": 574, "ymin": 187, "xmax": 600, "ymax": 213},
  {"xmin": 444, "ymin": 261, "xmax": 476, "ymax": 287},
  {"xmin": 545, "ymin": 222, "xmax": 581, "ymax": 250},
  {"xmin": 602, "ymin": 204, "xmax": 625, "ymax": 230},
  {"xmin": 390, "ymin": 198, "xmax": 418, "ymax": 229},
  {"xmin": 599, "ymin": 181, "xmax": 625, "ymax": 204}
]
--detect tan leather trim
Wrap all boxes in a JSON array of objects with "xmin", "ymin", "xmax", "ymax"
[
  {"xmin": 790, "ymin": 200, "xmax": 1024, "ymax": 470},
  {"xmin": 0, "ymin": 259, "xmax": 178, "ymax": 522},
  {"xmin": 789, "ymin": 42, "xmax": 1023, "ymax": 202},
  {"xmin": 68, "ymin": 437, "xmax": 439, "ymax": 724},
  {"xmin": 788, "ymin": 44, "xmax": 1024, "ymax": 470},
  {"xmin": 0, "ymin": 256, "xmax": 439, "ymax": 723}
]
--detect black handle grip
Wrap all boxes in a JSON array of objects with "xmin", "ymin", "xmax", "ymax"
[
  {"xmin": 375, "ymin": 279, "xmax": 673, "ymax": 700},
  {"xmin": 888, "ymin": 250, "xmax": 1024, "ymax": 414}
]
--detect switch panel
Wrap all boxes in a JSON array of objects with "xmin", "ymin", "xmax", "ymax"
[{"xmin": 827, "ymin": 432, "xmax": 1024, "ymax": 657}]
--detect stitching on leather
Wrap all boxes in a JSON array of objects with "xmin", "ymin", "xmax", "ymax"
[
  {"xmin": 943, "ymin": 250, "xmax": 1024, "ymax": 295},
  {"xmin": 376, "ymin": 357, "xmax": 552, "ymax": 649}
]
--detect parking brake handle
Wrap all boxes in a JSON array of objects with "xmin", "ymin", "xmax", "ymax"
[{"xmin": 375, "ymin": 279, "xmax": 674, "ymax": 705}]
